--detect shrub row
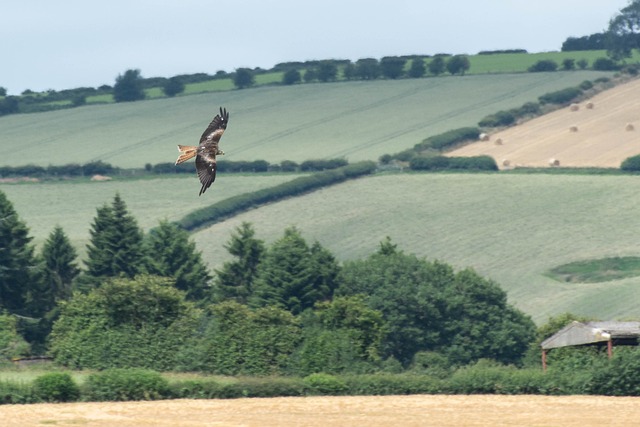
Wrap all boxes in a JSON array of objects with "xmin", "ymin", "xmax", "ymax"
[
  {"xmin": 478, "ymin": 102, "xmax": 541, "ymax": 128},
  {"xmin": 415, "ymin": 127, "xmax": 481, "ymax": 151},
  {"xmin": 177, "ymin": 161, "xmax": 377, "ymax": 230},
  {"xmin": 409, "ymin": 155, "xmax": 498, "ymax": 171},
  {"xmin": 7, "ymin": 360, "xmax": 640, "ymax": 405},
  {"xmin": 0, "ymin": 161, "xmax": 116, "ymax": 178},
  {"xmin": 621, "ymin": 154, "xmax": 640, "ymax": 172},
  {"xmin": 538, "ymin": 86, "xmax": 583, "ymax": 105}
]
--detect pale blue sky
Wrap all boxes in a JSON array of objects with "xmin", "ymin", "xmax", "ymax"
[{"xmin": 1, "ymin": 0, "xmax": 630, "ymax": 95}]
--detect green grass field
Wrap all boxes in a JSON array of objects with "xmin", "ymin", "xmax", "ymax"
[
  {"xmin": 190, "ymin": 173, "xmax": 640, "ymax": 323},
  {"xmin": 0, "ymin": 71, "xmax": 611, "ymax": 169},
  {"xmin": 0, "ymin": 174, "xmax": 301, "ymax": 259}
]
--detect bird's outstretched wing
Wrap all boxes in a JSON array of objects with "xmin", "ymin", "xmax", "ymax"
[
  {"xmin": 199, "ymin": 107, "xmax": 229, "ymax": 145},
  {"xmin": 196, "ymin": 152, "xmax": 216, "ymax": 196}
]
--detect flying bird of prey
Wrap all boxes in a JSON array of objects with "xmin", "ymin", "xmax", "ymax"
[{"xmin": 175, "ymin": 107, "xmax": 229, "ymax": 196}]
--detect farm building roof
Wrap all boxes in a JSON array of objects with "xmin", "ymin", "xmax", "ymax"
[{"xmin": 541, "ymin": 321, "xmax": 640, "ymax": 350}]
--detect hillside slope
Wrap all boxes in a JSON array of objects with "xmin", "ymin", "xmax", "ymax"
[
  {"xmin": 0, "ymin": 72, "xmax": 609, "ymax": 168},
  {"xmin": 193, "ymin": 173, "xmax": 640, "ymax": 323},
  {"xmin": 449, "ymin": 77, "xmax": 640, "ymax": 168}
]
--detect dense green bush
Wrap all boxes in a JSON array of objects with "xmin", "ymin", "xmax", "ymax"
[
  {"xmin": 416, "ymin": 127, "xmax": 481, "ymax": 151},
  {"xmin": 621, "ymin": 154, "xmax": 640, "ymax": 171},
  {"xmin": 0, "ymin": 380, "xmax": 37, "ymax": 404},
  {"xmin": 587, "ymin": 348, "xmax": 640, "ymax": 396},
  {"xmin": 343, "ymin": 373, "xmax": 443, "ymax": 395},
  {"xmin": 84, "ymin": 369, "xmax": 170, "ymax": 401},
  {"xmin": 303, "ymin": 373, "xmax": 349, "ymax": 395},
  {"xmin": 528, "ymin": 60, "xmax": 558, "ymax": 72},
  {"xmin": 478, "ymin": 110, "xmax": 516, "ymax": 127},
  {"xmin": 300, "ymin": 158, "xmax": 348, "ymax": 171},
  {"xmin": 592, "ymin": 57, "xmax": 619, "ymax": 71},
  {"xmin": 32, "ymin": 372, "xmax": 80, "ymax": 402},
  {"xmin": 538, "ymin": 87, "xmax": 582, "ymax": 105},
  {"xmin": 410, "ymin": 155, "xmax": 497, "ymax": 171},
  {"xmin": 579, "ymin": 80, "xmax": 594, "ymax": 90},
  {"xmin": 448, "ymin": 360, "xmax": 550, "ymax": 394}
]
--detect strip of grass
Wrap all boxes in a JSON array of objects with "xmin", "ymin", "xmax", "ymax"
[{"xmin": 546, "ymin": 257, "xmax": 640, "ymax": 283}]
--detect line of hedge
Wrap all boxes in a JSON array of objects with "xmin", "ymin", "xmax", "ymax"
[
  {"xmin": 5, "ymin": 359, "xmax": 640, "ymax": 404},
  {"xmin": 409, "ymin": 155, "xmax": 498, "ymax": 171},
  {"xmin": 176, "ymin": 161, "xmax": 377, "ymax": 231}
]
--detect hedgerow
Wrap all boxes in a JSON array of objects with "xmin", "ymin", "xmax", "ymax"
[{"xmin": 177, "ymin": 161, "xmax": 376, "ymax": 230}]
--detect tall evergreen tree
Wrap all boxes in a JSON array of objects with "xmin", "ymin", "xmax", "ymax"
[
  {"xmin": 214, "ymin": 222, "xmax": 264, "ymax": 303},
  {"xmin": 0, "ymin": 190, "xmax": 39, "ymax": 314},
  {"xmin": 145, "ymin": 220, "xmax": 211, "ymax": 301},
  {"xmin": 251, "ymin": 227, "xmax": 339, "ymax": 314},
  {"xmin": 83, "ymin": 194, "xmax": 145, "ymax": 285},
  {"xmin": 41, "ymin": 226, "xmax": 79, "ymax": 305}
]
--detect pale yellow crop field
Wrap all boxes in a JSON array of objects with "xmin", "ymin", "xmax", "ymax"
[
  {"xmin": 449, "ymin": 78, "xmax": 640, "ymax": 168},
  {"xmin": 2, "ymin": 395, "xmax": 640, "ymax": 427}
]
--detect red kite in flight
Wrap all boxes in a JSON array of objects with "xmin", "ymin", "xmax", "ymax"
[{"xmin": 175, "ymin": 107, "xmax": 229, "ymax": 195}]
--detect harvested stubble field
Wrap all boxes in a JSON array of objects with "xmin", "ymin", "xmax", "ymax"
[
  {"xmin": 2, "ymin": 395, "xmax": 640, "ymax": 426},
  {"xmin": 449, "ymin": 77, "xmax": 640, "ymax": 168}
]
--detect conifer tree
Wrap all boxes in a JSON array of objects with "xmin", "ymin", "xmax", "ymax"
[
  {"xmin": 83, "ymin": 194, "xmax": 145, "ymax": 285},
  {"xmin": 41, "ymin": 226, "xmax": 79, "ymax": 304},
  {"xmin": 214, "ymin": 222, "xmax": 264, "ymax": 303},
  {"xmin": 251, "ymin": 227, "xmax": 339, "ymax": 314},
  {"xmin": 0, "ymin": 191, "xmax": 39, "ymax": 313},
  {"xmin": 145, "ymin": 220, "xmax": 211, "ymax": 301}
]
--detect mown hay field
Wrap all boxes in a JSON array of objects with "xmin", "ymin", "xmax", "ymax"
[
  {"xmin": 2, "ymin": 395, "xmax": 640, "ymax": 427},
  {"xmin": 0, "ymin": 71, "xmax": 610, "ymax": 168},
  {"xmin": 449, "ymin": 77, "xmax": 640, "ymax": 168},
  {"xmin": 193, "ymin": 173, "xmax": 640, "ymax": 323}
]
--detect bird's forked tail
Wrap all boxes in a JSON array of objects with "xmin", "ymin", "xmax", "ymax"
[{"xmin": 175, "ymin": 145, "xmax": 198, "ymax": 165}]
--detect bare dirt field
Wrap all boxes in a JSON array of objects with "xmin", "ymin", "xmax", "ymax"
[
  {"xmin": 449, "ymin": 78, "xmax": 640, "ymax": 169},
  {"xmin": 2, "ymin": 395, "xmax": 640, "ymax": 427}
]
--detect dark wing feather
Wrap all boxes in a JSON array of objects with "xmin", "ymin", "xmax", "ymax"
[
  {"xmin": 196, "ymin": 153, "xmax": 216, "ymax": 196},
  {"xmin": 199, "ymin": 107, "xmax": 229, "ymax": 145}
]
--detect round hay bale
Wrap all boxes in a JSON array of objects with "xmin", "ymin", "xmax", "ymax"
[
  {"xmin": 626, "ymin": 123, "xmax": 635, "ymax": 131},
  {"xmin": 479, "ymin": 133, "xmax": 490, "ymax": 141},
  {"xmin": 494, "ymin": 138, "xmax": 503, "ymax": 145},
  {"xmin": 549, "ymin": 158, "xmax": 560, "ymax": 167},
  {"xmin": 569, "ymin": 103, "xmax": 580, "ymax": 112},
  {"xmin": 586, "ymin": 102, "xmax": 594, "ymax": 109},
  {"xmin": 502, "ymin": 159, "xmax": 511, "ymax": 167},
  {"xmin": 569, "ymin": 125, "xmax": 578, "ymax": 132}
]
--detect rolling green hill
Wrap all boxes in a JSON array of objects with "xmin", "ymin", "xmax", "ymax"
[
  {"xmin": 0, "ymin": 71, "xmax": 610, "ymax": 169},
  {"xmin": 191, "ymin": 173, "xmax": 640, "ymax": 323},
  {"xmin": 0, "ymin": 69, "xmax": 634, "ymax": 324}
]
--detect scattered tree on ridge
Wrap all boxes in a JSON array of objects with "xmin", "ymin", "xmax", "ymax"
[
  {"xmin": 607, "ymin": 0, "xmax": 640, "ymax": 60},
  {"xmin": 316, "ymin": 61, "xmax": 338, "ymax": 82},
  {"xmin": 282, "ymin": 69, "xmax": 301, "ymax": 85},
  {"xmin": 446, "ymin": 55, "xmax": 471, "ymax": 75},
  {"xmin": 408, "ymin": 58, "xmax": 427, "ymax": 78},
  {"xmin": 113, "ymin": 69, "xmax": 145, "ymax": 102},
  {"xmin": 162, "ymin": 76, "xmax": 185, "ymax": 97},
  {"xmin": 233, "ymin": 68, "xmax": 255, "ymax": 89},
  {"xmin": 380, "ymin": 57, "xmax": 406, "ymax": 79},
  {"xmin": 428, "ymin": 56, "xmax": 446, "ymax": 76}
]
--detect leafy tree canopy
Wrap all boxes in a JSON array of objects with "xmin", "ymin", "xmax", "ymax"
[{"xmin": 113, "ymin": 69, "xmax": 145, "ymax": 102}]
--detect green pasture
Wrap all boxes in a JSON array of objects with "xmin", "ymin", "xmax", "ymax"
[
  {"xmin": 191, "ymin": 173, "xmax": 640, "ymax": 323},
  {"xmin": 467, "ymin": 50, "xmax": 640, "ymax": 74},
  {"xmin": 0, "ymin": 173, "xmax": 301, "ymax": 258},
  {"xmin": 0, "ymin": 71, "xmax": 611, "ymax": 169}
]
